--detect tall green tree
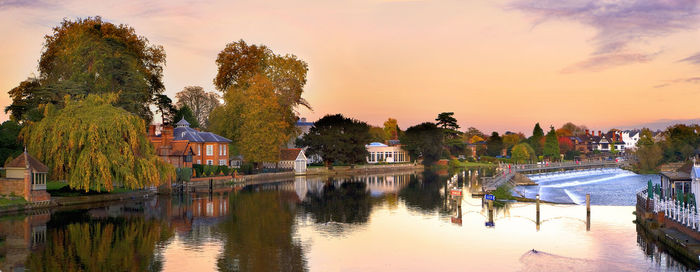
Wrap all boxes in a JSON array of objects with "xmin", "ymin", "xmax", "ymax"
[
  {"xmin": 6, "ymin": 17, "xmax": 166, "ymax": 123},
  {"xmin": 0, "ymin": 120, "xmax": 23, "ymax": 164},
  {"xmin": 296, "ymin": 114, "xmax": 372, "ymax": 165},
  {"xmin": 153, "ymin": 94, "xmax": 176, "ymax": 125},
  {"xmin": 661, "ymin": 124, "xmax": 699, "ymax": 162},
  {"xmin": 21, "ymin": 94, "xmax": 173, "ymax": 192},
  {"xmin": 529, "ymin": 123, "xmax": 545, "ymax": 156},
  {"xmin": 383, "ymin": 118, "xmax": 400, "ymax": 140},
  {"xmin": 435, "ymin": 112, "xmax": 459, "ymax": 130},
  {"xmin": 543, "ymin": 126, "xmax": 560, "ymax": 161},
  {"xmin": 401, "ymin": 122, "xmax": 444, "ymax": 165},
  {"xmin": 486, "ymin": 132, "xmax": 503, "ymax": 157}
]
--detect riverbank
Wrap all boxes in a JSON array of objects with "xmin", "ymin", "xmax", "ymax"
[{"xmin": 0, "ymin": 190, "xmax": 156, "ymax": 215}]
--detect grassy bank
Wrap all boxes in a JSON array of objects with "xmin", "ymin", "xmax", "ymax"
[
  {"xmin": 0, "ymin": 196, "xmax": 27, "ymax": 207},
  {"xmin": 47, "ymin": 181, "xmax": 135, "ymax": 197},
  {"xmin": 448, "ymin": 159, "xmax": 496, "ymax": 168}
]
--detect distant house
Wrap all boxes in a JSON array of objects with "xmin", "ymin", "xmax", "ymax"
[
  {"xmin": 661, "ymin": 162, "xmax": 693, "ymax": 199},
  {"xmin": 148, "ymin": 118, "xmax": 232, "ymax": 168},
  {"xmin": 466, "ymin": 141, "xmax": 487, "ymax": 158},
  {"xmin": 582, "ymin": 130, "xmax": 625, "ymax": 153},
  {"xmin": 366, "ymin": 142, "xmax": 410, "ymax": 163},
  {"xmin": 622, "ymin": 130, "xmax": 640, "ymax": 151},
  {"xmin": 1, "ymin": 150, "xmax": 50, "ymax": 203},
  {"xmin": 568, "ymin": 136, "xmax": 588, "ymax": 154}
]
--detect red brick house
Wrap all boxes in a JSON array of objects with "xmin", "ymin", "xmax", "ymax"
[
  {"xmin": 1, "ymin": 150, "xmax": 50, "ymax": 203},
  {"xmin": 148, "ymin": 118, "xmax": 232, "ymax": 168}
]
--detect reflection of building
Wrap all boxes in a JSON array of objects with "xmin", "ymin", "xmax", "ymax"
[
  {"xmin": 0, "ymin": 211, "xmax": 50, "ymax": 272},
  {"xmin": 365, "ymin": 142, "xmax": 409, "ymax": 163},
  {"xmin": 166, "ymin": 193, "xmax": 231, "ymax": 233},
  {"xmin": 1, "ymin": 150, "xmax": 50, "ymax": 203}
]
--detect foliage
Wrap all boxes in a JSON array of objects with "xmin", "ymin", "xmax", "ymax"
[
  {"xmin": 661, "ymin": 124, "xmax": 699, "ymax": 162},
  {"xmin": 192, "ymin": 164, "xmax": 204, "ymax": 177},
  {"xmin": 369, "ymin": 126, "xmax": 387, "ymax": 143},
  {"xmin": 153, "ymin": 94, "xmax": 176, "ymax": 125},
  {"xmin": 297, "ymin": 114, "xmax": 372, "ymax": 165},
  {"xmin": 210, "ymin": 40, "xmax": 307, "ymax": 159},
  {"xmin": 486, "ymin": 132, "xmax": 503, "ymax": 157},
  {"xmin": 0, "ymin": 120, "xmax": 23, "ymax": 164},
  {"xmin": 6, "ymin": 16, "xmax": 166, "ymax": 123},
  {"xmin": 511, "ymin": 143, "xmax": 535, "ymax": 163},
  {"xmin": 492, "ymin": 184, "xmax": 515, "ymax": 200},
  {"xmin": 529, "ymin": 123, "xmax": 544, "ymax": 156},
  {"xmin": 301, "ymin": 180, "xmax": 373, "ymax": 224},
  {"xmin": 383, "ymin": 118, "xmax": 400, "ymax": 140},
  {"xmin": 634, "ymin": 128, "xmax": 663, "ymax": 173},
  {"xmin": 468, "ymin": 135, "xmax": 485, "ymax": 144},
  {"xmin": 172, "ymin": 104, "xmax": 200, "ymax": 128},
  {"xmin": 435, "ymin": 112, "xmax": 459, "ymax": 130},
  {"xmin": 21, "ymin": 94, "xmax": 173, "ymax": 192},
  {"xmin": 502, "ymin": 132, "xmax": 524, "ymax": 153},
  {"xmin": 464, "ymin": 127, "xmax": 486, "ymax": 141},
  {"xmin": 446, "ymin": 138, "xmax": 466, "ymax": 157},
  {"xmin": 560, "ymin": 122, "xmax": 588, "ymax": 137},
  {"xmin": 240, "ymin": 162, "xmax": 254, "ymax": 175},
  {"xmin": 558, "ymin": 136, "xmax": 574, "ymax": 154},
  {"xmin": 219, "ymin": 165, "xmax": 232, "ymax": 176},
  {"xmin": 175, "ymin": 86, "xmax": 220, "ymax": 129},
  {"xmin": 401, "ymin": 122, "xmax": 444, "ymax": 165},
  {"xmin": 543, "ymin": 126, "xmax": 560, "ymax": 161},
  {"xmin": 236, "ymin": 75, "xmax": 292, "ymax": 163},
  {"xmin": 176, "ymin": 167, "xmax": 192, "ymax": 183}
]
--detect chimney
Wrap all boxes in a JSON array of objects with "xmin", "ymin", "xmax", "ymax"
[
  {"xmin": 585, "ymin": 129, "xmax": 589, "ymax": 136},
  {"xmin": 148, "ymin": 125, "xmax": 157, "ymax": 137},
  {"xmin": 162, "ymin": 126, "xmax": 173, "ymax": 147},
  {"xmin": 598, "ymin": 130, "xmax": 601, "ymax": 137}
]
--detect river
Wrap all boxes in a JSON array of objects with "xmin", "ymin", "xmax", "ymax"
[{"xmin": 0, "ymin": 169, "xmax": 695, "ymax": 271}]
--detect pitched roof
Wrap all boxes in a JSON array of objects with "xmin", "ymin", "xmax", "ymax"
[
  {"xmin": 171, "ymin": 141, "xmax": 194, "ymax": 156},
  {"xmin": 280, "ymin": 148, "xmax": 303, "ymax": 161},
  {"xmin": 173, "ymin": 126, "xmax": 232, "ymax": 143},
  {"xmin": 5, "ymin": 151, "xmax": 49, "ymax": 172},
  {"xmin": 366, "ymin": 142, "xmax": 388, "ymax": 147},
  {"xmin": 176, "ymin": 118, "xmax": 190, "ymax": 127}
]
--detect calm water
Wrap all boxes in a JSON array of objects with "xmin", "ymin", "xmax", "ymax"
[{"xmin": 0, "ymin": 169, "xmax": 696, "ymax": 271}]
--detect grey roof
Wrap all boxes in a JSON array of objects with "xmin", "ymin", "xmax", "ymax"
[
  {"xmin": 173, "ymin": 126, "xmax": 231, "ymax": 143},
  {"xmin": 176, "ymin": 118, "xmax": 190, "ymax": 127}
]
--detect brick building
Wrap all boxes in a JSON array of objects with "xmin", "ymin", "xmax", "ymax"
[
  {"xmin": 148, "ymin": 118, "xmax": 232, "ymax": 168},
  {"xmin": 1, "ymin": 150, "xmax": 50, "ymax": 203}
]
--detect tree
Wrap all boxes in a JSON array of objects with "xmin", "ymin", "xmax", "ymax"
[
  {"xmin": 635, "ymin": 129, "xmax": 663, "ymax": 173},
  {"xmin": 237, "ymin": 75, "xmax": 292, "ymax": 164},
  {"xmin": 468, "ymin": 135, "xmax": 485, "ymax": 144},
  {"xmin": 512, "ymin": 143, "xmax": 535, "ymax": 163},
  {"xmin": 502, "ymin": 132, "xmax": 525, "ymax": 153},
  {"xmin": 0, "ymin": 120, "xmax": 23, "ymax": 164},
  {"xmin": 464, "ymin": 127, "xmax": 486, "ymax": 140},
  {"xmin": 529, "ymin": 123, "xmax": 545, "ymax": 156},
  {"xmin": 486, "ymin": 132, "xmax": 503, "ymax": 157},
  {"xmin": 401, "ymin": 122, "xmax": 444, "ymax": 165},
  {"xmin": 6, "ymin": 17, "xmax": 166, "ymax": 123},
  {"xmin": 210, "ymin": 40, "xmax": 310, "ymax": 154},
  {"xmin": 153, "ymin": 94, "xmax": 176, "ymax": 125},
  {"xmin": 558, "ymin": 136, "xmax": 574, "ymax": 154},
  {"xmin": 662, "ymin": 124, "xmax": 699, "ymax": 162},
  {"xmin": 296, "ymin": 114, "xmax": 372, "ymax": 165},
  {"xmin": 560, "ymin": 122, "xmax": 588, "ymax": 137},
  {"xmin": 21, "ymin": 94, "xmax": 173, "ymax": 192},
  {"xmin": 369, "ymin": 126, "xmax": 387, "ymax": 143},
  {"xmin": 543, "ymin": 126, "xmax": 560, "ymax": 161},
  {"xmin": 172, "ymin": 105, "xmax": 200, "ymax": 128},
  {"xmin": 435, "ymin": 112, "xmax": 459, "ymax": 130},
  {"xmin": 383, "ymin": 118, "xmax": 400, "ymax": 140},
  {"xmin": 175, "ymin": 86, "xmax": 220, "ymax": 129}
]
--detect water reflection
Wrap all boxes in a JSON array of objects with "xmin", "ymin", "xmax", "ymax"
[{"xmin": 0, "ymin": 169, "xmax": 695, "ymax": 271}]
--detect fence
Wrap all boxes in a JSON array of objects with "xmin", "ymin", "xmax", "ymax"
[{"xmin": 637, "ymin": 188, "xmax": 700, "ymax": 231}]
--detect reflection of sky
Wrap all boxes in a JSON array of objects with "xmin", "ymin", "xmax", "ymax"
[{"xmin": 517, "ymin": 169, "xmax": 659, "ymax": 205}]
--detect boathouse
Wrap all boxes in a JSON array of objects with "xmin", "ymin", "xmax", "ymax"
[{"xmin": 0, "ymin": 150, "xmax": 50, "ymax": 203}]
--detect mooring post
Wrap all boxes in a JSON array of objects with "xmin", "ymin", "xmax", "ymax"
[
  {"xmin": 209, "ymin": 178, "xmax": 213, "ymax": 193},
  {"xmin": 488, "ymin": 199, "xmax": 494, "ymax": 225},
  {"xmin": 586, "ymin": 193, "xmax": 591, "ymax": 231},
  {"xmin": 536, "ymin": 194, "xmax": 540, "ymax": 231}
]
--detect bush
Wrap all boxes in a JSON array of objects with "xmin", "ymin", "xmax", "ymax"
[
  {"xmin": 240, "ymin": 162, "xmax": 254, "ymax": 175},
  {"xmin": 220, "ymin": 165, "xmax": 231, "ymax": 176},
  {"xmin": 176, "ymin": 167, "xmax": 192, "ymax": 182},
  {"xmin": 203, "ymin": 165, "xmax": 214, "ymax": 176},
  {"xmin": 192, "ymin": 164, "xmax": 204, "ymax": 177}
]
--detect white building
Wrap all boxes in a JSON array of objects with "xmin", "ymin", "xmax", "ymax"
[
  {"xmin": 365, "ymin": 142, "xmax": 410, "ymax": 164},
  {"xmin": 622, "ymin": 130, "xmax": 640, "ymax": 151}
]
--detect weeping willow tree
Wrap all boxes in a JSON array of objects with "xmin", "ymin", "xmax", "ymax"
[{"xmin": 22, "ymin": 94, "xmax": 173, "ymax": 192}]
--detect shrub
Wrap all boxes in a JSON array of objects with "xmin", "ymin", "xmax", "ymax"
[
  {"xmin": 176, "ymin": 168, "xmax": 192, "ymax": 183},
  {"xmin": 203, "ymin": 165, "xmax": 213, "ymax": 176},
  {"xmin": 220, "ymin": 166, "xmax": 231, "ymax": 176},
  {"xmin": 192, "ymin": 164, "xmax": 204, "ymax": 177},
  {"xmin": 240, "ymin": 163, "xmax": 254, "ymax": 175}
]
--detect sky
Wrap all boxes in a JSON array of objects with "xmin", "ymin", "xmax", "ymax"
[{"xmin": 0, "ymin": 0, "xmax": 699, "ymax": 135}]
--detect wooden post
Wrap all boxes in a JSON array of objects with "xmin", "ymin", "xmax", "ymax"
[
  {"xmin": 536, "ymin": 194, "xmax": 540, "ymax": 231},
  {"xmin": 488, "ymin": 199, "xmax": 494, "ymax": 225},
  {"xmin": 586, "ymin": 193, "xmax": 591, "ymax": 231}
]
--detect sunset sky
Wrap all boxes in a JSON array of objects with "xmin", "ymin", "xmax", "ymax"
[{"xmin": 1, "ymin": 0, "xmax": 699, "ymax": 134}]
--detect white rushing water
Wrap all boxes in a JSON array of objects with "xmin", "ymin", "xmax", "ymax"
[{"xmin": 517, "ymin": 168, "xmax": 658, "ymax": 205}]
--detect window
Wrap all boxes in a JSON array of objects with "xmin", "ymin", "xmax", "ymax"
[
  {"xmin": 386, "ymin": 152, "xmax": 392, "ymax": 158},
  {"xmin": 219, "ymin": 159, "xmax": 226, "ymax": 165},
  {"xmin": 197, "ymin": 145, "xmax": 201, "ymax": 156},
  {"xmin": 206, "ymin": 145, "xmax": 213, "ymax": 156},
  {"xmin": 370, "ymin": 152, "xmax": 375, "ymax": 162},
  {"xmin": 223, "ymin": 145, "xmax": 227, "ymax": 156},
  {"xmin": 207, "ymin": 160, "xmax": 213, "ymax": 165},
  {"xmin": 184, "ymin": 155, "xmax": 192, "ymax": 162},
  {"xmin": 219, "ymin": 144, "xmax": 222, "ymax": 156},
  {"xmin": 197, "ymin": 160, "xmax": 201, "ymax": 164}
]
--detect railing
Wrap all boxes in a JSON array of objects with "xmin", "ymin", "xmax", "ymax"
[{"xmin": 637, "ymin": 188, "xmax": 700, "ymax": 231}]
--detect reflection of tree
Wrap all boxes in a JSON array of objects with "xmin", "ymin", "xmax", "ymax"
[
  {"xmin": 399, "ymin": 171, "xmax": 446, "ymax": 213},
  {"xmin": 216, "ymin": 191, "xmax": 305, "ymax": 272},
  {"xmin": 26, "ymin": 215, "xmax": 173, "ymax": 271},
  {"xmin": 302, "ymin": 181, "xmax": 372, "ymax": 224}
]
